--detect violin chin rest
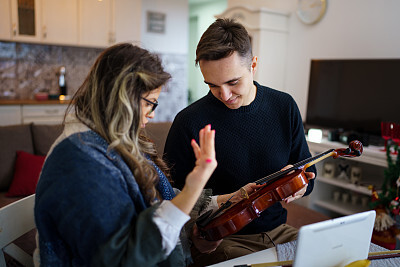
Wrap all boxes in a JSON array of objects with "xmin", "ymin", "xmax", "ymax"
[{"xmin": 196, "ymin": 210, "xmax": 213, "ymax": 228}]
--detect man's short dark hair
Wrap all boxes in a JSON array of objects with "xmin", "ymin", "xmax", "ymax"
[{"xmin": 195, "ymin": 18, "xmax": 253, "ymax": 68}]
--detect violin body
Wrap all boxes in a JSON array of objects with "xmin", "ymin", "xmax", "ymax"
[
  {"xmin": 200, "ymin": 169, "xmax": 308, "ymax": 240},
  {"xmin": 197, "ymin": 140, "xmax": 363, "ymax": 241}
]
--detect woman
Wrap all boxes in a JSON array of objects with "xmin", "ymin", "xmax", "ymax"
[{"xmin": 34, "ymin": 43, "xmax": 257, "ymax": 266}]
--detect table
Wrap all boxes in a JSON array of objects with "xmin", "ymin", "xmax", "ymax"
[{"xmin": 208, "ymin": 247, "xmax": 278, "ymax": 267}]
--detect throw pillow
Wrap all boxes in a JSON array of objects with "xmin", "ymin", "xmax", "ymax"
[{"xmin": 6, "ymin": 151, "xmax": 46, "ymax": 197}]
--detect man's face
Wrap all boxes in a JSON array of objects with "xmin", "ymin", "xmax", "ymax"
[{"xmin": 199, "ymin": 52, "xmax": 257, "ymax": 109}]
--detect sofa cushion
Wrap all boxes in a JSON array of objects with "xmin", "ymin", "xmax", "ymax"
[
  {"xmin": 0, "ymin": 124, "xmax": 34, "ymax": 191},
  {"xmin": 145, "ymin": 122, "xmax": 172, "ymax": 158},
  {"xmin": 31, "ymin": 124, "xmax": 64, "ymax": 156},
  {"xmin": 6, "ymin": 151, "xmax": 46, "ymax": 197}
]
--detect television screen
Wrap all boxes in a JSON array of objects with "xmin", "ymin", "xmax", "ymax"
[{"xmin": 305, "ymin": 59, "xmax": 400, "ymax": 139}]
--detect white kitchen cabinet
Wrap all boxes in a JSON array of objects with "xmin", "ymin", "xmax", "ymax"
[
  {"xmin": 78, "ymin": 0, "xmax": 114, "ymax": 47},
  {"xmin": 10, "ymin": 0, "xmax": 42, "ymax": 43},
  {"xmin": 1, "ymin": 0, "xmax": 141, "ymax": 47},
  {"xmin": 114, "ymin": 0, "xmax": 141, "ymax": 44},
  {"xmin": 0, "ymin": 0, "xmax": 12, "ymax": 40},
  {"xmin": 0, "ymin": 102, "xmax": 70, "ymax": 125},
  {"xmin": 40, "ymin": 0, "xmax": 78, "ymax": 45},
  {"xmin": 22, "ymin": 104, "xmax": 68, "ymax": 124},
  {"xmin": 5, "ymin": 0, "xmax": 78, "ymax": 45},
  {"xmin": 0, "ymin": 105, "xmax": 22, "ymax": 126},
  {"xmin": 305, "ymin": 139, "xmax": 387, "ymax": 218},
  {"xmin": 79, "ymin": 0, "xmax": 141, "ymax": 46}
]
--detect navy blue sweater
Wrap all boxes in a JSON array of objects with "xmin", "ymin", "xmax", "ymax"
[{"xmin": 164, "ymin": 82, "xmax": 316, "ymax": 234}]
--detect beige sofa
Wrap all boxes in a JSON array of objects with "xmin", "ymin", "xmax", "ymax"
[
  {"xmin": 0, "ymin": 124, "xmax": 64, "ymax": 207},
  {"xmin": 0, "ymin": 122, "xmax": 173, "ymax": 208}
]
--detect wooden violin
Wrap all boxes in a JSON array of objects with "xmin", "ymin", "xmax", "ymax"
[{"xmin": 196, "ymin": 140, "xmax": 363, "ymax": 241}]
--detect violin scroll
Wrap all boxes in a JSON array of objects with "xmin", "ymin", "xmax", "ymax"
[
  {"xmin": 349, "ymin": 140, "xmax": 363, "ymax": 155},
  {"xmin": 333, "ymin": 140, "xmax": 363, "ymax": 158}
]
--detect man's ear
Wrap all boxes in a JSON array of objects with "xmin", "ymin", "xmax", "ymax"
[{"xmin": 251, "ymin": 56, "xmax": 258, "ymax": 74}]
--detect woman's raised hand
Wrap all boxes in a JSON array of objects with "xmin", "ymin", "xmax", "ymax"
[
  {"xmin": 171, "ymin": 124, "xmax": 217, "ymax": 215},
  {"xmin": 185, "ymin": 124, "xmax": 217, "ymax": 191}
]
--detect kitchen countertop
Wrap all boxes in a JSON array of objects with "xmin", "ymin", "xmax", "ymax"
[{"xmin": 0, "ymin": 99, "xmax": 72, "ymax": 105}]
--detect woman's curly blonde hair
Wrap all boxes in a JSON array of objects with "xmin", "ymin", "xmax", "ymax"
[{"xmin": 68, "ymin": 43, "xmax": 171, "ymax": 204}]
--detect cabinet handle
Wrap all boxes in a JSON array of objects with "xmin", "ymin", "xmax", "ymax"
[
  {"xmin": 109, "ymin": 32, "xmax": 115, "ymax": 44},
  {"xmin": 43, "ymin": 26, "xmax": 47, "ymax": 39},
  {"xmin": 12, "ymin": 23, "xmax": 17, "ymax": 36},
  {"xmin": 44, "ymin": 109, "xmax": 59, "ymax": 114}
]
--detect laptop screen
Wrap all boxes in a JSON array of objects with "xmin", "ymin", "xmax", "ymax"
[{"xmin": 293, "ymin": 210, "xmax": 376, "ymax": 267}]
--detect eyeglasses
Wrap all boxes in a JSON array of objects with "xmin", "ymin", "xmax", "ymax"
[{"xmin": 142, "ymin": 97, "xmax": 158, "ymax": 115}]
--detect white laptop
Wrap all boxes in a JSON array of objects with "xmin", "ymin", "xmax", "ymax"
[{"xmin": 293, "ymin": 210, "xmax": 376, "ymax": 267}]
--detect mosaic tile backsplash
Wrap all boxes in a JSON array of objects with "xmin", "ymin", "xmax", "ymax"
[{"xmin": 0, "ymin": 41, "xmax": 187, "ymax": 122}]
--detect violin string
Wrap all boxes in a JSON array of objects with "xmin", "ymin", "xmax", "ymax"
[{"xmin": 256, "ymin": 149, "xmax": 335, "ymax": 185}]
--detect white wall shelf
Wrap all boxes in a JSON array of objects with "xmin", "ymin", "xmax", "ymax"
[
  {"xmin": 317, "ymin": 176, "xmax": 371, "ymax": 196},
  {"xmin": 306, "ymin": 139, "xmax": 388, "ymax": 218},
  {"xmin": 307, "ymin": 138, "xmax": 389, "ymax": 168},
  {"xmin": 314, "ymin": 199, "xmax": 369, "ymax": 216}
]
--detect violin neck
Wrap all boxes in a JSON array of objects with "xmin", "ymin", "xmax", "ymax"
[
  {"xmin": 256, "ymin": 149, "xmax": 335, "ymax": 185},
  {"xmin": 303, "ymin": 149, "xmax": 335, "ymax": 170}
]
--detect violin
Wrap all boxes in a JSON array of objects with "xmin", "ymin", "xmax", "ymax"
[{"xmin": 196, "ymin": 140, "xmax": 363, "ymax": 241}]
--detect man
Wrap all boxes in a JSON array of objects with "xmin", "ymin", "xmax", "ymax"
[{"xmin": 164, "ymin": 18, "xmax": 316, "ymax": 266}]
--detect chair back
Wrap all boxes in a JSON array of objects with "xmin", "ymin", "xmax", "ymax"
[{"xmin": 0, "ymin": 194, "xmax": 35, "ymax": 267}]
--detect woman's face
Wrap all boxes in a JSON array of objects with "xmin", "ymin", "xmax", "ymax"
[{"xmin": 140, "ymin": 87, "xmax": 162, "ymax": 128}]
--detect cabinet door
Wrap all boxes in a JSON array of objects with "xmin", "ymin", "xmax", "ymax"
[
  {"xmin": 41, "ymin": 0, "xmax": 78, "ymax": 45},
  {"xmin": 10, "ymin": 0, "xmax": 42, "ymax": 42},
  {"xmin": 0, "ymin": 0, "xmax": 12, "ymax": 40},
  {"xmin": 114, "ymin": 0, "xmax": 141, "ymax": 44},
  {"xmin": 79, "ymin": 0, "xmax": 113, "ymax": 47},
  {"xmin": 22, "ymin": 104, "xmax": 68, "ymax": 125},
  {"xmin": 0, "ymin": 105, "xmax": 22, "ymax": 126}
]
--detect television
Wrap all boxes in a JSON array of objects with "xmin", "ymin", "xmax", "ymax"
[{"xmin": 305, "ymin": 59, "xmax": 400, "ymax": 144}]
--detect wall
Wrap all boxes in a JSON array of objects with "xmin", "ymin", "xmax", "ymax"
[
  {"xmin": 188, "ymin": 0, "xmax": 227, "ymax": 102},
  {"xmin": 141, "ymin": 0, "xmax": 188, "ymax": 55},
  {"xmin": 140, "ymin": 0, "xmax": 189, "ymax": 120},
  {"xmin": 285, "ymin": 0, "xmax": 400, "ymax": 119}
]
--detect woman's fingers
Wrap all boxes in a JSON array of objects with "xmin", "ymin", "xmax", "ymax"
[
  {"xmin": 191, "ymin": 139, "xmax": 201, "ymax": 160},
  {"xmin": 205, "ymin": 127, "xmax": 215, "ymax": 158},
  {"xmin": 199, "ymin": 127, "xmax": 205, "ymax": 150},
  {"xmin": 198, "ymin": 124, "xmax": 215, "ymax": 159},
  {"xmin": 191, "ymin": 124, "xmax": 216, "ymax": 169}
]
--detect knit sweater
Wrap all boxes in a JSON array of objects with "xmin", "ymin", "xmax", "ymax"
[{"xmin": 164, "ymin": 81, "xmax": 316, "ymax": 234}]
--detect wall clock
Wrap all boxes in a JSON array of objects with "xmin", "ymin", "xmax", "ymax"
[{"xmin": 296, "ymin": 0, "xmax": 327, "ymax": 25}]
